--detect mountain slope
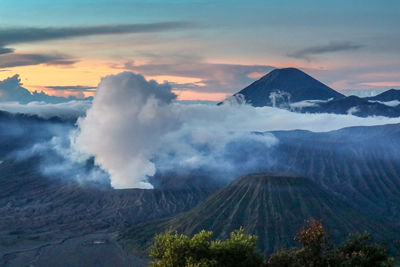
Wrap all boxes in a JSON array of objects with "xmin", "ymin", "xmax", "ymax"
[
  {"xmin": 270, "ymin": 124, "xmax": 400, "ymax": 222},
  {"xmin": 366, "ymin": 89, "xmax": 400, "ymax": 102},
  {"xmin": 233, "ymin": 68, "xmax": 344, "ymax": 107},
  {"xmin": 121, "ymin": 174, "xmax": 397, "ymax": 256},
  {"xmin": 150, "ymin": 124, "xmax": 400, "ymax": 224},
  {"xmin": 224, "ymin": 68, "xmax": 400, "ymax": 117},
  {"xmin": 0, "ymin": 158, "xmax": 216, "ymax": 260},
  {"xmin": 297, "ymin": 95, "xmax": 400, "ymax": 117}
]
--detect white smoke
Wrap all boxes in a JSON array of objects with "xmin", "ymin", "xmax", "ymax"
[
  {"xmin": 74, "ymin": 72, "xmax": 400, "ymax": 189},
  {"xmin": 347, "ymin": 106, "xmax": 360, "ymax": 115},
  {"xmin": 10, "ymin": 122, "xmax": 109, "ymax": 186},
  {"xmin": 223, "ymin": 94, "xmax": 246, "ymax": 105},
  {"xmin": 74, "ymin": 72, "xmax": 179, "ymax": 189},
  {"xmin": 269, "ymin": 90, "xmax": 291, "ymax": 107}
]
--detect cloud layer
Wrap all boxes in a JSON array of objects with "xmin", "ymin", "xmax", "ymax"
[
  {"xmin": 288, "ymin": 42, "xmax": 363, "ymax": 61},
  {"xmin": 46, "ymin": 85, "xmax": 96, "ymax": 92},
  {"xmin": 0, "ymin": 47, "xmax": 14, "ymax": 55},
  {"xmin": 0, "ymin": 75, "xmax": 89, "ymax": 104},
  {"xmin": 0, "ymin": 22, "xmax": 195, "ymax": 47},
  {"xmin": 0, "ymin": 22, "xmax": 194, "ymax": 68},
  {"xmin": 123, "ymin": 60, "xmax": 274, "ymax": 93},
  {"xmin": 0, "ymin": 100, "xmax": 91, "ymax": 120},
  {"xmin": 0, "ymin": 53, "xmax": 75, "ymax": 68},
  {"xmin": 74, "ymin": 72, "xmax": 400, "ymax": 189}
]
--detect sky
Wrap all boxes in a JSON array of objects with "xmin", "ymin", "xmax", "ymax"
[{"xmin": 0, "ymin": 0, "xmax": 399, "ymax": 101}]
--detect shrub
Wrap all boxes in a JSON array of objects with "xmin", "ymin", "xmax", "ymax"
[
  {"xmin": 149, "ymin": 221, "xmax": 395, "ymax": 267},
  {"xmin": 149, "ymin": 228, "xmax": 264, "ymax": 267}
]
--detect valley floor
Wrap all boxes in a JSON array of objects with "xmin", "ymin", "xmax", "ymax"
[{"xmin": 0, "ymin": 232, "xmax": 146, "ymax": 267}]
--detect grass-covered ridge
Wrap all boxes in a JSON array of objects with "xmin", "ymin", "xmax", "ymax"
[{"xmin": 121, "ymin": 173, "xmax": 398, "ymax": 256}]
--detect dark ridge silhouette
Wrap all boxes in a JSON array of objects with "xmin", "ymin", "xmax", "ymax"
[
  {"xmin": 299, "ymin": 95, "xmax": 400, "ymax": 117},
  {"xmin": 365, "ymin": 89, "xmax": 400, "ymax": 102}
]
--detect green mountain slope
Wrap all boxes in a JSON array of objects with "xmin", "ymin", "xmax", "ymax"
[{"xmin": 121, "ymin": 174, "xmax": 398, "ymax": 256}]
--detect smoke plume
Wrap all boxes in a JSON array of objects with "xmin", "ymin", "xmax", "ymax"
[{"xmin": 74, "ymin": 72, "xmax": 179, "ymax": 188}]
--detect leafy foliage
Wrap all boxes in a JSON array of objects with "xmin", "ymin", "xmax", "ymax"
[
  {"xmin": 149, "ymin": 228, "xmax": 264, "ymax": 267},
  {"xmin": 267, "ymin": 220, "xmax": 395, "ymax": 267},
  {"xmin": 329, "ymin": 234, "xmax": 394, "ymax": 267},
  {"xmin": 149, "ymin": 220, "xmax": 396, "ymax": 267}
]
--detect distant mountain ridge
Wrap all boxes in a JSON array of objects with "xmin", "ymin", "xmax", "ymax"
[
  {"xmin": 298, "ymin": 95, "xmax": 400, "ymax": 117},
  {"xmin": 365, "ymin": 89, "xmax": 400, "ymax": 102}
]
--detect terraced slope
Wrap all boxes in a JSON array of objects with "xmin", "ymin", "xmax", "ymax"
[
  {"xmin": 271, "ymin": 124, "xmax": 400, "ymax": 222},
  {"xmin": 121, "ymin": 174, "xmax": 397, "ymax": 256},
  {"xmin": 149, "ymin": 124, "xmax": 400, "ymax": 224}
]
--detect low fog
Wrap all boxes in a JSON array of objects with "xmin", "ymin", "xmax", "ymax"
[{"xmin": 0, "ymin": 100, "xmax": 91, "ymax": 120}]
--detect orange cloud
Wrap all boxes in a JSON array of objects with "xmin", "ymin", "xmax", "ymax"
[
  {"xmin": 172, "ymin": 90, "xmax": 228, "ymax": 101},
  {"xmin": 0, "ymin": 59, "xmax": 121, "ymax": 96},
  {"xmin": 0, "ymin": 59, "xmax": 234, "ymax": 101}
]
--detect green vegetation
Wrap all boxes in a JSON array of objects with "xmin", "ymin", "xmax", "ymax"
[
  {"xmin": 149, "ymin": 220, "xmax": 397, "ymax": 267},
  {"xmin": 150, "ymin": 228, "xmax": 264, "ymax": 267},
  {"xmin": 267, "ymin": 220, "xmax": 395, "ymax": 267}
]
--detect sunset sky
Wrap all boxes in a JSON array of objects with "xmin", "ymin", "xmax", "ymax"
[{"xmin": 0, "ymin": 0, "xmax": 399, "ymax": 100}]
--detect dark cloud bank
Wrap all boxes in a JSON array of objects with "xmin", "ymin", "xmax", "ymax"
[
  {"xmin": 0, "ymin": 22, "xmax": 195, "ymax": 47},
  {"xmin": 288, "ymin": 41, "xmax": 363, "ymax": 60},
  {"xmin": 0, "ymin": 53, "xmax": 75, "ymax": 68},
  {"xmin": 0, "ymin": 21, "xmax": 195, "ymax": 68}
]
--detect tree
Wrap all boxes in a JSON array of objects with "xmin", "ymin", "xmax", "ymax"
[
  {"xmin": 149, "ymin": 221, "xmax": 395, "ymax": 267},
  {"xmin": 267, "ymin": 220, "xmax": 330, "ymax": 267},
  {"xmin": 149, "ymin": 228, "xmax": 264, "ymax": 267},
  {"xmin": 329, "ymin": 234, "xmax": 394, "ymax": 267},
  {"xmin": 267, "ymin": 220, "xmax": 394, "ymax": 267}
]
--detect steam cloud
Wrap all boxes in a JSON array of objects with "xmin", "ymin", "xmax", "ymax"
[
  {"xmin": 75, "ymin": 72, "xmax": 179, "ymax": 189},
  {"xmin": 11, "ymin": 122, "xmax": 109, "ymax": 186},
  {"xmin": 74, "ymin": 72, "xmax": 400, "ymax": 189}
]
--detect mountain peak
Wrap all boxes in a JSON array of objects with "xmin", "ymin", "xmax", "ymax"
[
  {"xmin": 262, "ymin": 67, "xmax": 305, "ymax": 76},
  {"xmin": 232, "ymin": 68, "xmax": 344, "ymax": 107},
  {"xmin": 256, "ymin": 68, "xmax": 308, "ymax": 83}
]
